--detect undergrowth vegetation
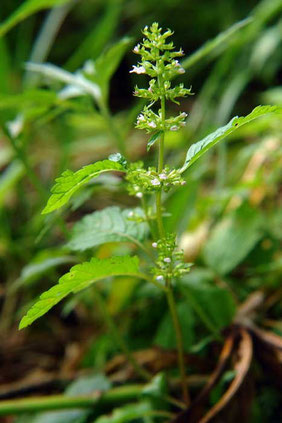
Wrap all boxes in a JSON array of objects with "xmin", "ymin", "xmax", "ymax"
[{"xmin": 0, "ymin": 1, "xmax": 281, "ymax": 422}]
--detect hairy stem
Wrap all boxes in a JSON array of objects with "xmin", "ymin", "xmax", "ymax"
[{"xmin": 92, "ymin": 288, "xmax": 151, "ymax": 381}]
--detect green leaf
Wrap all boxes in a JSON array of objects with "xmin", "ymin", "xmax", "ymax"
[
  {"xmin": 154, "ymin": 301, "xmax": 194, "ymax": 352},
  {"xmin": 68, "ymin": 207, "xmax": 149, "ymax": 251},
  {"xmin": 0, "ymin": 0, "xmax": 70, "ymax": 38},
  {"xmin": 180, "ymin": 105, "xmax": 282, "ymax": 172},
  {"xmin": 94, "ymin": 402, "xmax": 151, "ymax": 423},
  {"xmin": 180, "ymin": 269, "xmax": 236, "ymax": 334},
  {"xmin": 17, "ymin": 249, "xmax": 77, "ymax": 287},
  {"xmin": 19, "ymin": 255, "xmax": 141, "ymax": 329},
  {"xmin": 25, "ymin": 62, "xmax": 102, "ymax": 102},
  {"xmin": 147, "ymin": 131, "xmax": 163, "ymax": 151},
  {"xmin": 65, "ymin": 0, "xmax": 122, "ymax": 71},
  {"xmin": 181, "ymin": 18, "xmax": 252, "ymax": 70},
  {"xmin": 89, "ymin": 37, "xmax": 132, "ymax": 102},
  {"xmin": 42, "ymin": 160, "xmax": 126, "ymax": 214},
  {"xmin": 203, "ymin": 203, "xmax": 263, "ymax": 275}
]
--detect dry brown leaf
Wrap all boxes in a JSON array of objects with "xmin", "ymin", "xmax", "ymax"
[{"xmin": 199, "ymin": 328, "xmax": 253, "ymax": 423}]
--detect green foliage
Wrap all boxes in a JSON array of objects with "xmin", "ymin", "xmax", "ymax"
[
  {"xmin": 180, "ymin": 270, "xmax": 236, "ymax": 334},
  {"xmin": 0, "ymin": 0, "xmax": 70, "ymax": 37},
  {"xmin": 181, "ymin": 18, "xmax": 252, "ymax": 70},
  {"xmin": 181, "ymin": 105, "xmax": 282, "ymax": 172},
  {"xmin": 155, "ymin": 301, "xmax": 194, "ymax": 352},
  {"xmin": 18, "ymin": 249, "xmax": 77, "ymax": 286},
  {"xmin": 94, "ymin": 402, "xmax": 151, "ymax": 423},
  {"xmin": 203, "ymin": 203, "xmax": 263, "ymax": 275},
  {"xmin": 42, "ymin": 160, "xmax": 126, "ymax": 214},
  {"xmin": 147, "ymin": 130, "xmax": 163, "ymax": 151},
  {"xmin": 68, "ymin": 206, "xmax": 149, "ymax": 251},
  {"xmin": 19, "ymin": 256, "xmax": 141, "ymax": 328}
]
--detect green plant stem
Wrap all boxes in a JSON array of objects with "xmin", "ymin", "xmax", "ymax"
[
  {"xmin": 0, "ymin": 384, "xmax": 144, "ymax": 416},
  {"xmin": 92, "ymin": 288, "xmax": 152, "ymax": 381},
  {"xmin": 141, "ymin": 195, "xmax": 158, "ymax": 240},
  {"xmin": 166, "ymin": 285, "xmax": 190, "ymax": 406},
  {"xmin": 99, "ymin": 100, "xmax": 126, "ymax": 157},
  {"xmin": 154, "ymin": 88, "xmax": 189, "ymax": 405}
]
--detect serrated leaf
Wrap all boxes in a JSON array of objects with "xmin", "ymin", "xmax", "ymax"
[
  {"xmin": 0, "ymin": 0, "xmax": 69, "ymax": 38},
  {"xmin": 42, "ymin": 160, "xmax": 126, "ymax": 214},
  {"xmin": 19, "ymin": 255, "xmax": 141, "ymax": 329},
  {"xmin": 147, "ymin": 131, "xmax": 163, "ymax": 151},
  {"xmin": 181, "ymin": 105, "xmax": 282, "ymax": 172},
  {"xmin": 68, "ymin": 207, "xmax": 149, "ymax": 251}
]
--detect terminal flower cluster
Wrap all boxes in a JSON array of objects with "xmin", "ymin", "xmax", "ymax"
[
  {"xmin": 126, "ymin": 163, "xmax": 186, "ymax": 197},
  {"xmin": 151, "ymin": 234, "xmax": 192, "ymax": 282},
  {"xmin": 130, "ymin": 22, "xmax": 192, "ymax": 135}
]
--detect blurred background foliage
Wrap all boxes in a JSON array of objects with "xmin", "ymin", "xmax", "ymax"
[{"xmin": 0, "ymin": 0, "xmax": 281, "ymax": 422}]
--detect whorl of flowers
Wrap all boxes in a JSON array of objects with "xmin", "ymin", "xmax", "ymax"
[{"xmin": 130, "ymin": 22, "xmax": 192, "ymax": 134}]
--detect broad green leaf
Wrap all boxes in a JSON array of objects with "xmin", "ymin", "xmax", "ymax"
[
  {"xmin": 182, "ymin": 18, "xmax": 252, "ymax": 70},
  {"xmin": 154, "ymin": 301, "xmax": 194, "ymax": 352},
  {"xmin": 180, "ymin": 105, "xmax": 282, "ymax": 172},
  {"xmin": 147, "ymin": 131, "xmax": 163, "ymax": 151},
  {"xmin": 19, "ymin": 255, "xmax": 141, "ymax": 329},
  {"xmin": 0, "ymin": 0, "xmax": 69, "ymax": 37},
  {"xmin": 203, "ymin": 203, "xmax": 263, "ymax": 275},
  {"xmin": 180, "ymin": 269, "xmax": 236, "ymax": 334},
  {"xmin": 68, "ymin": 207, "xmax": 149, "ymax": 251},
  {"xmin": 42, "ymin": 160, "xmax": 126, "ymax": 214}
]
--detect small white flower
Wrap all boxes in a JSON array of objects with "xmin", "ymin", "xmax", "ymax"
[
  {"xmin": 178, "ymin": 67, "xmax": 185, "ymax": 74},
  {"xmin": 180, "ymin": 112, "xmax": 188, "ymax": 118},
  {"xmin": 148, "ymin": 122, "xmax": 157, "ymax": 128},
  {"xmin": 170, "ymin": 125, "xmax": 179, "ymax": 131},
  {"xmin": 156, "ymin": 275, "xmax": 164, "ymax": 281},
  {"xmin": 136, "ymin": 192, "xmax": 143, "ymax": 198},
  {"xmin": 128, "ymin": 211, "xmax": 134, "ymax": 217},
  {"xmin": 151, "ymin": 178, "xmax": 160, "ymax": 186},
  {"xmin": 164, "ymin": 257, "xmax": 171, "ymax": 263},
  {"xmin": 152, "ymin": 242, "xmax": 158, "ymax": 248},
  {"xmin": 181, "ymin": 181, "xmax": 186, "ymax": 185},
  {"xmin": 159, "ymin": 173, "xmax": 167, "ymax": 180},
  {"xmin": 174, "ymin": 60, "xmax": 180, "ymax": 67},
  {"xmin": 133, "ymin": 45, "xmax": 140, "ymax": 53},
  {"xmin": 130, "ymin": 65, "xmax": 146, "ymax": 74},
  {"xmin": 138, "ymin": 114, "xmax": 145, "ymax": 121}
]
